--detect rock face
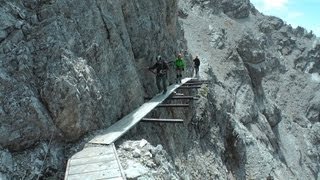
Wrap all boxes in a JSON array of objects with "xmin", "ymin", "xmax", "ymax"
[
  {"xmin": 0, "ymin": 0, "xmax": 188, "ymax": 178},
  {"xmin": 0, "ymin": 0, "xmax": 186, "ymax": 151},
  {"xmin": 1, "ymin": 0, "xmax": 320, "ymax": 179}
]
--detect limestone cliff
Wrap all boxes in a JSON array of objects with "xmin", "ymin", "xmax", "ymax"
[
  {"xmin": 0, "ymin": 0, "xmax": 187, "ymax": 179},
  {"xmin": 0, "ymin": 0, "xmax": 319, "ymax": 179},
  {"xmin": 0, "ymin": 0, "xmax": 188, "ymax": 150}
]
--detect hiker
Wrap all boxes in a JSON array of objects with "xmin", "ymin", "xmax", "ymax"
[
  {"xmin": 175, "ymin": 53, "xmax": 185, "ymax": 83},
  {"xmin": 193, "ymin": 55, "xmax": 200, "ymax": 78},
  {"xmin": 148, "ymin": 55, "xmax": 169, "ymax": 94}
]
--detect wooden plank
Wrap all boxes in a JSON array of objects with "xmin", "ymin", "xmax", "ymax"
[
  {"xmin": 69, "ymin": 154, "xmax": 116, "ymax": 166},
  {"xmin": 71, "ymin": 146, "xmax": 114, "ymax": 159},
  {"xmin": 157, "ymin": 104, "xmax": 189, "ymax": 107},
  {"xmin": 89, "ymin": 78, "xmax": 192, "ymax": 145},
  {"xmin": 67, "ymin": 169, "xmax": 122, "ymax": 180},
  {"xmin": 65, "ymin": 145, "xmax": 126, "ymax": 180},
  {"xmin": 141, "ymin": 118, "xmax": 184, "ymax": 123},
  {"xmin": 107, "ymin": 177, "xmax": 125, "ymax": 180},
  {"xmin": 68, "ymin": 160, "xmax": 119, "ymax": 175}
]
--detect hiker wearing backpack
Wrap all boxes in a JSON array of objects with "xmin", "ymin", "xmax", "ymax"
[
  {"xmin": 148, "ymin": 55, "xmax": 169, "ymax": 94},
  {"xmin": 193, "ymin": 55, "xmax": 200, "ymax": 78},
  {"xmin": 175, "ymin": 53, "xmax": 185, "ymax": 83}
]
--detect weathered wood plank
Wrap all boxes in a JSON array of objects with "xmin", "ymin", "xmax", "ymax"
[
  {"xmin": 65, "ymin": 144, "xmax": 126, "ymax": 180},
  {"xmin": 68, "ymin": 160, "xmax": 119, "ymax": 175},
  {"xmin": 71, "ymin": 146, "xmax": 114, "ymax": 159},
  {"xmin": 89, "ymin": 78, "xmax": 192, "ymax": 145},
  {"xmin": 69, "ymin": 154, "xmax": 116, "ymax": 166},
  {"xmin": 106, "ymin": 177, "xmax": 125, "ymax": 180},
  {"xmin": 67, "ymin": 169, "xmax": 122, "ymax": 180}
]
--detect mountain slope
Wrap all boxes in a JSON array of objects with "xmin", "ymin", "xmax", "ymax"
[
  {"xmin": 0, "ymin": 0, "xmax": 319, "ymax": 179},
  {"xmin": 178, "ymin": 0, "xmax": 320, "ymax": 179}
]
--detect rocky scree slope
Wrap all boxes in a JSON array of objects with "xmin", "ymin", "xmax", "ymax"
[
  {"xmin": 0, "ymin": 0, "xmax": 189, "ymax": 179},
  {"xmin": 176, "ymin": 0, "xmax": 320, "ymax": 179}
]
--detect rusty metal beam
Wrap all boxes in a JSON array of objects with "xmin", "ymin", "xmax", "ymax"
[
  {"xmin": 145, "ymin": 95, "xmax": 198, "ymax": 100},
  {"xmin": 157, "ymin": 104, "xmax": 189, "ymax": 107},
  {"xmin": 172, "ymin": 92, "xmax": 184, "ymax": 96},
  {"xmin": 188, "ymin": 80, "xmax": 209, "ymax": 83},
  {"xmin": 184, "ymin": 82, "xmax": 206, "ymax": 85},
  {"xmin": 178, "ymin": 86, "xmax": 202, "ymax": 89},
  {"xmin": 141, "ymin": 118, "xmax": 184, "ymax": 123},
  {"xmin": 170, "ymin": 96, "xmax": 199, "ymax": 100}
]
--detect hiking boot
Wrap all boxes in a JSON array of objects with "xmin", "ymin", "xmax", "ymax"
[{"xmin": 163, "ymin": 90, "xmax": 167, "ymax": 94}]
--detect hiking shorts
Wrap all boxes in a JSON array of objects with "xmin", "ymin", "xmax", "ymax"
[{"xmin": 176, "ymin": 67, "xmax": 184, "ymax": 71}]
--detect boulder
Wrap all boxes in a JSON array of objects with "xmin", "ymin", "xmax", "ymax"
[
  {"xmin": 221, "ymin": 0, "xmax": 251, "ymax": 19},
  {"xmin": 259, "ymin": 16, "xmax": 284, "ymax": 33},
  {"xmin": 237, "ymin": 33, "xmax": 267, "ymax": 64}
]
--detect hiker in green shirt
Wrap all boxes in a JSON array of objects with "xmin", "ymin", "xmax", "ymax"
[{"xmin": 175, "ymin": 53, "xmax": 185, "ymax": 83}]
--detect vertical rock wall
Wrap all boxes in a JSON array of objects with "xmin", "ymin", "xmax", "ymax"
[
  {"xmin": 0, "ymin": 0, "xmax": 186, "ymax": 152},
  {"xmin": 0, "ymin": 0, "xmax": 190, "ymax": 179}
]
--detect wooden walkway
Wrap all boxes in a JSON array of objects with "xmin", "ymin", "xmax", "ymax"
[
  {"xmin": 89, "ymin": 78, "xmax": 192, "ymax": 145},
  {"xmin": 65, "ymin": 144, "xmax": 125, "ymax": 180},
  {"xmin": 65, "ymin": 77, "xmax": 202, "ymax": 180}
]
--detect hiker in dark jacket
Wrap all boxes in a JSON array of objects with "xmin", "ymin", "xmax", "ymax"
[
  {"xmin": 193, "ymin": 55, "xmax": 200, "ymax": 78},
  {"xmin": 149, "ymin": 55, "xmax": 169, "ymax": 94}
]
